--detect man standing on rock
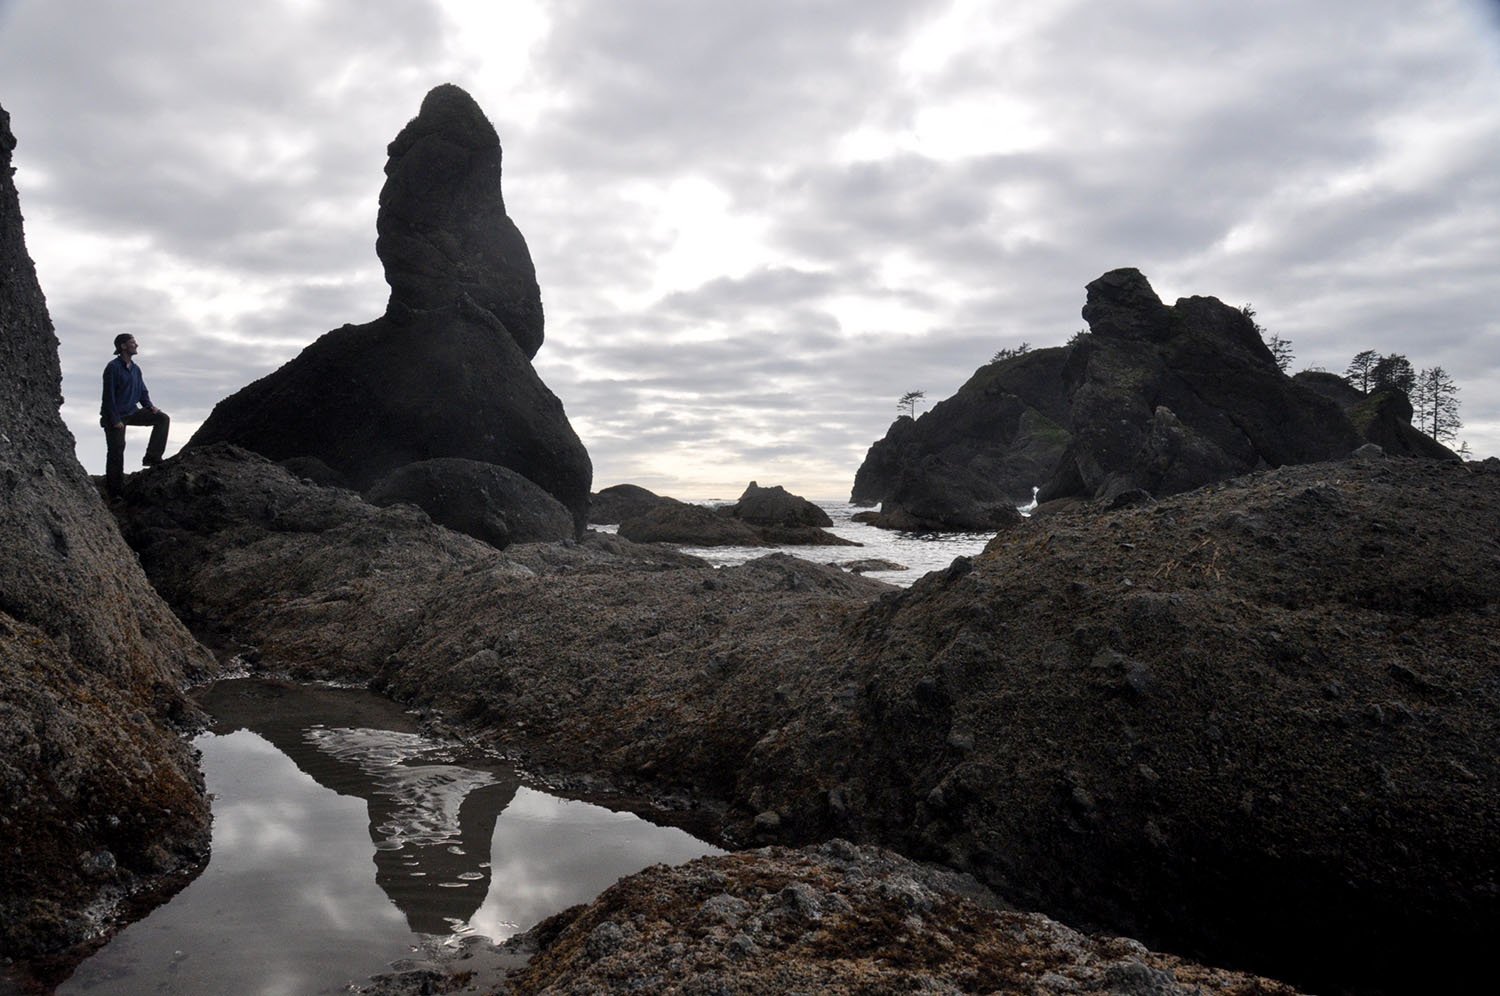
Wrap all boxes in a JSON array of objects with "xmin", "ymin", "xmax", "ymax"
[{"xmin": 100, "ymin": 333, "xmax": 169, "ymax": 499}]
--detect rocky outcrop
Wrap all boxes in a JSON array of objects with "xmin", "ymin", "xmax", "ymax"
[
  {"xmin": 588, "ymin": 483, "xmax": 676, "ymax": 525},
  {"xmin": 0, "ymin": 102, "xmax": 215, "ymax": 965},
  {"xmin": 366, "ymin": 457, "xmax": 573, "ymax": 549},
  {"xmin": 733, "ymin": 481, "xmax": 832, "ymax": 528},
  {"xmin": 617, "ymin": 501, "xmax": 766, "ymax": 546},
  {"xmin": 109, "ymin": 436, "xmax": 1499, "ymax": 992},
  {"xmin": 769, "ymin": 457, "xmax": 1499, "ymax": 994},
  {"xmin": 615, "ymin": 483, "xmax": 857, "ymax": 547},
  {"xmin": 376, "ymin": 84, "xmax": 544, "ymax": 356},
  {"xmin": 494, "ymin": 843, "xmax": 1302, "ymax": 996},
  {"xmin": 852, "ymin": 269, "xmax": 1407, "ymax": 528},
  {"xmin": 187, "ymin": 85, "xmax": 591, "ymax": 534},
  {"xmin": 852, "ymin": 346, "xmax": 1073, "ymax": 523},
  {"xmin": 1293, "ymin": 371, "xmax": 1460, "ymax": 460}
]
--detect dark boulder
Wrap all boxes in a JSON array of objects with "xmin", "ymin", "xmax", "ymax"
[
  {"xmin": 589, "ymin": 483, "xmax": 675, "ymax": 525},
  {"xmin": 725, "ymin": 481, "xmax": 857, "ymax": 545},
  {"xmin": 618, "ymin": 502, "xmax": 765, "ymax": 546},
  {"xmin": 366, "ymin": 458, "xmax": 573, "ymax": 549},
  {"xmin": 733, "ymin": 481, "xmax": 833, "ymax": 528},
  {"xmin": 614, "ymin": 484, "xmax": 858, "ymax": 547},
  {"xmin": 187, "ymin": 85, "xmax": 591, "ymax": 534},
  {"xmin": 278, "ymin": 455, "xmax": 349, "ymax": 489},
  {"xmin": 0, "ymin": 102, "xmax": 214, "ymax": 966},
  {"xmin": 852, "ymin": 269, "xmax": 1393, "ymax": 528}
]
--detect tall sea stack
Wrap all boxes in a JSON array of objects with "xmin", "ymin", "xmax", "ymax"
[{"xmin": 189, "ymin": 84, "xmax": 592, "ymax": 533}]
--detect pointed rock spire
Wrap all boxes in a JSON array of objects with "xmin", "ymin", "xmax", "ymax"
[{"xmin": 376, "ymin": 84, "xmax": 545, "ymax": 359}]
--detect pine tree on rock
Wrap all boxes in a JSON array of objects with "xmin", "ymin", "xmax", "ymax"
[{"xmin": 1411, "ymin": 366, "xmax": 1462, "ymax": 442}]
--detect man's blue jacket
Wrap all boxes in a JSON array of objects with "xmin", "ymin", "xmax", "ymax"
[{"xmin": 101, "ymin": 356, "xmax": 153, "ymax": 424}]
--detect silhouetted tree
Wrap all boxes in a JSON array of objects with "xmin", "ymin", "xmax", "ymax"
[
  {"xmin": 1344, "ymin": 350, "xmax": 1381, "ymax": 393},
  {"xmin": 1411, "ymin": 366, "xmax": 1462, "ymax": 442},
  {"xmin": 1266, "ymin": 333, "xmax": 1294, "ymax": 373},
  {"xmin": 1239, "ymin": 303, "xmax": 1262, "ymax": 331},
  {"xmin": 897, "ymin": 390, "xmax": 925, "ymax": 418},
  {"xmin": 1371, "ymin": 354, "xmax": 1415, "ymax": 394},
  {"xmin": 1243, "ymin": 304, "xmax": 1292, "ymax": 372},
  {"xmin": 991, "ymin": 342, "xmax": 1032, "ymax": 363}
]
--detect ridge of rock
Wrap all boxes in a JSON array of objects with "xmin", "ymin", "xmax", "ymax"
[
  {"xmin": 852, "ymin": 268, "xmax": 1456, "ymax": 528},
  {"xmin": 0, "ymin": 102, "xmax": 215, "ymax": 970}
]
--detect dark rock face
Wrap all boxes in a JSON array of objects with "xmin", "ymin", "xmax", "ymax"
[
  {"xmin": 366, "ymin": 457, "xmax": 573, "ymax": 549},
  {"xmin": 588, "ymin": 483, "xmax": 675, "ymax": 525},
  {"xmin": 493, "ymin": 843, "xmax": 1299, "ymax": 996},
  {"xmin": 278, "ymin": 455, "xmax": 350, "ymax": 489},
  {"xmin": 188, "ymin": 85, "xmax": 591, "ymax": 535},
  {"xmin": 852, "ymin": 269, "xmax": 1401, "ymax": 527},
  {"xmin": 0, "ymin": 103, "xmax": 214, "ymax": 964},
  {"xmin": 1292, "ymin": 371, "xmax": 1459, "ymax": 460},
  {"xmin": 618, "ymin": 501, "xmax": 765, "ymax": 546},
  {"xmin": 377, "ymin": 83, "xmax": 544, "ymax": 357},
  {"xmin": 775, "ymin": 459, "xmax": 1500, "ymax": 994},
  {"xmin": 733, "ymin": 481, "xmax": 832, "ymax": 528},
  {"xmin": 615, "ymin": 483, "xmax": 858, "ymax": 547}
]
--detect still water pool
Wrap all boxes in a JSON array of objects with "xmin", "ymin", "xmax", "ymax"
[{"xmin": 58, "ymin": 679, "xmax": 722, "ymax": 996}]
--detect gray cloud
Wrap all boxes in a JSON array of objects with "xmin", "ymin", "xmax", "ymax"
[{"xmin": 3, "ymin": 0, "xmax": 1497, "ymax": 498}]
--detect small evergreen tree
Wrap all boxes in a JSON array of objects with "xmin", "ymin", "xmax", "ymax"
[
  {"xmin": 1242, "ymin": 304, "xmax": 1291, "ymax": 372},
  {"xmin": 897, "ymin": 390, "xmax": 925, "ymax": 418},
  {"xmin": 1411, "ymin": 366, "xmax": 1462, "ymax": 442},
  {"xmin": 1371, "ymin": 353, "xmax": 1415, "ymax": 394},
  {"xmin": 991, "ymin": 342, "xmax": 1032, "ymax": 363},
  {"xmin": 1266, "ymin": 333, "xmax": 1294, "ymax": 373},
  {"xmin": 1345, "ymin": 350, "xmax": 1381, "ymax": 393}
]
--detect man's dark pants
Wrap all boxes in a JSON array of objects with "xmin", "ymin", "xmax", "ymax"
[{"xmin": 103, "ymin": 409, "xmax": 170, "ymax": 497}]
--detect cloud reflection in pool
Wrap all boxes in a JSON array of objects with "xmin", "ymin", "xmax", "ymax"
[{"xmin": 58, "ymin": 679, "xmax": 723, "ymax": 996}]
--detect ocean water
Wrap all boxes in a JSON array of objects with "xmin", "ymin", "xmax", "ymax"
[{"xmin": 599, "ymin": 499, "xmax": 1010, "ymax": 587}]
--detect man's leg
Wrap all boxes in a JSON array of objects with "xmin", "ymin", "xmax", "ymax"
[
  {"xmin": 125, "ymin": 410, "xmax": 171, "ymax": 465},
  {"xmin": 103, "ymin": 421, "xmax": 126, "ymax": 498}
]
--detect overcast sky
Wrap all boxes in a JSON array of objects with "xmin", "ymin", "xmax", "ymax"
[{"xmin": 3, "ymin": 0, "xmax": 1497, "ymax": 498}]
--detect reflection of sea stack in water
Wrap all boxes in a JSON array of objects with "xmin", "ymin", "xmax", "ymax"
[
  {"xmin": 305, "ymin": 727, "xmax": 518, "ymax": 935},
  {"xmin": 187, "ymin": 84, "xmax": 592, "ymax": 535},
  {"xmin": 199, "ymin": 680, "xmax": 518, "ymax": 935}
]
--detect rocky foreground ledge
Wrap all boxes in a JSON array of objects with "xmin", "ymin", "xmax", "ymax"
[
  {"xmin": 104, "ymin": 444, "xmax": 1498, "ymax": 993},
  {"xmin": 358, "ymin": 842, "xmax": 1299, "ymax": 995}
]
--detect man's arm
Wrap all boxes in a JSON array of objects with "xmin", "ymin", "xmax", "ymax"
[{"xmin": 101, "ymin": 364, "xmax": 117, "ymax": 424}]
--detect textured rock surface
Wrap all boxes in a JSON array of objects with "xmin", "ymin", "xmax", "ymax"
[
  {"xmin": 377, "ymin": 83, "xmax": 544, "ymax": 357},
  {"xmin": 851, "ymin": 269, "xmax": 1449, "ymax": 528},
  {"xmin": 367, "ymin": 457, "xmax": 573, "ymax": 549},
  {"xmin": 1293, "ymin": 370, "xmax": 1460, "ymax": 460},
  {"xmin": 362, "ymin": 842, "xmax": 1296, "ymax": 995},
  {"xmin": 852, "ymin": 346, "xmax": 1073, "ymax": 522},
  {"xmin": 113, "ymin": 440, "xmax": 1497, "ymax": 992},
  {"xmin": 732, "ymin": 481, "xmax": 832, "ymax": 528},
  {"xmin": 617, "ymin": 501, "xmax": 767, "ymax": 546},
  {"xmin": 785, "ymin": 458, "xmax": 1499, "ymax": 994},
  {"xmin": 0, "ymin": 103, "xmax": 215, "ymax": 966},
  {"xmin": 616, "ymin": 484, "xmax": 857, "ymax": 547},
  {"xmin": 589, "ymin": 483, "xmax": 675, "ymax": 524},
  {"xmin": 187, "ymin": 85, "xmax": 591, "ymax": 533}
]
